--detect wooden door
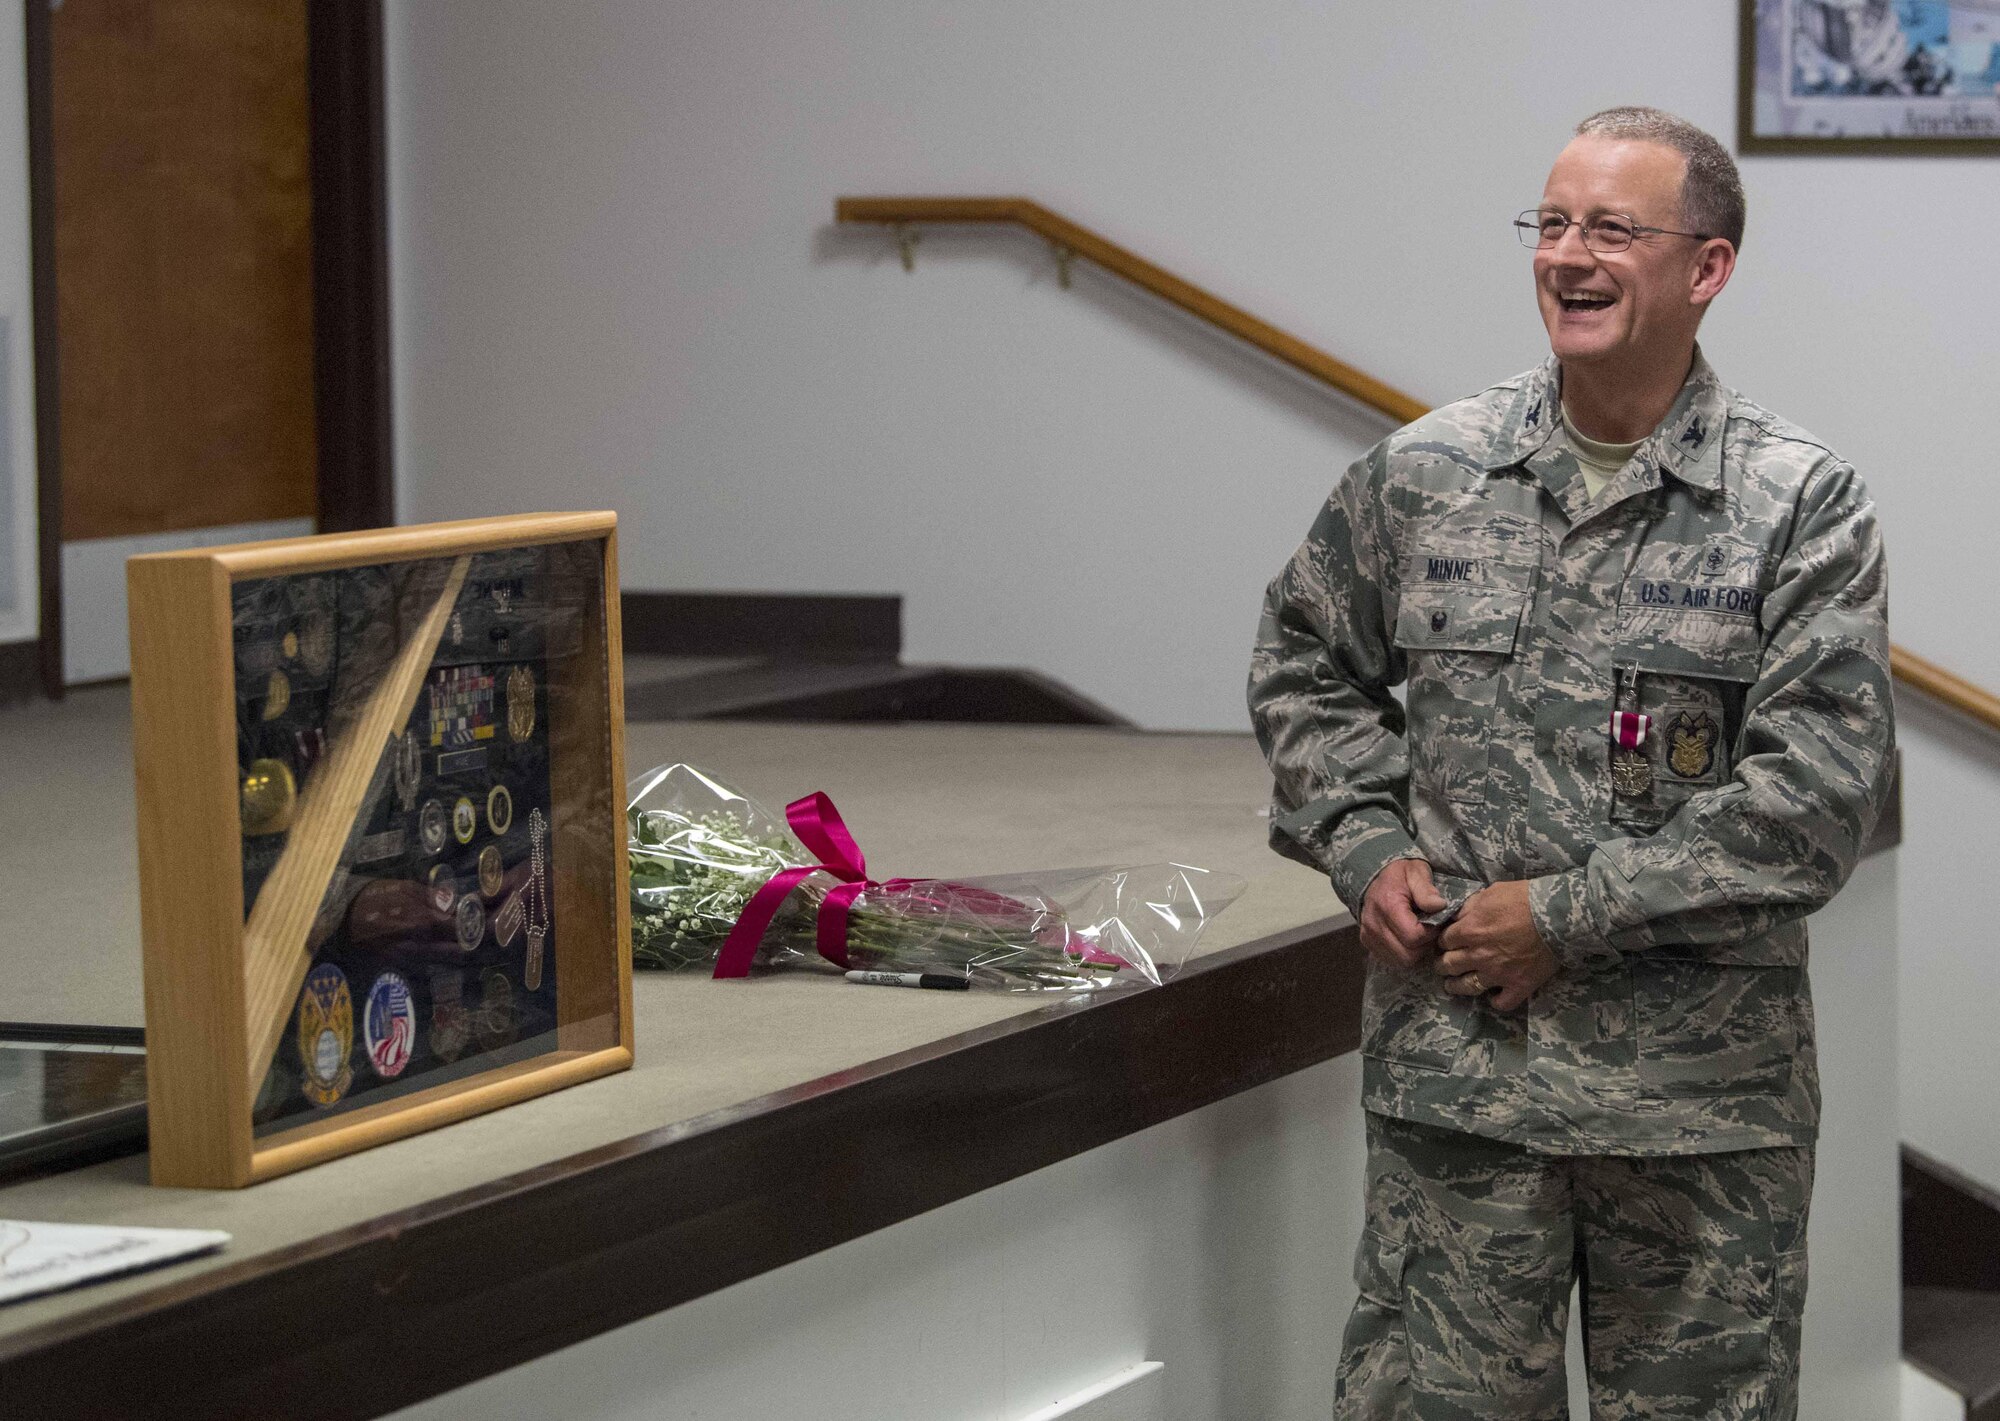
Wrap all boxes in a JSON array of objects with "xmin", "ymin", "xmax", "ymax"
[{"xmin": 52, "ymin": 0, "xmax": 317, "ymax": 543}]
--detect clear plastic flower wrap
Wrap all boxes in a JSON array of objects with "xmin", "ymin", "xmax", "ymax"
[{"xmin": 627, "ymin": 763, "xmax": 1245, "ymax": 990}]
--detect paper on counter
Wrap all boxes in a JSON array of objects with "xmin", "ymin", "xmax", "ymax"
[{"xmin": 0, "ymin": 1219, "xmax": 229, "ymax": 1306}]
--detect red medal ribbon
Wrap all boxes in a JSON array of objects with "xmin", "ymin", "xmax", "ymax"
[
  {"xmin": 713, "ymin": 792, "xmax": 916, "ymax": 978},
  {"xmin": 1609, "ymin": 710, "xmax": 1652, "ymax": 751}
]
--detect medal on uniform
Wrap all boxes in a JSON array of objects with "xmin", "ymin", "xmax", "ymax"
[{"xmin": 1609, "ymin": 709, "xmax": 1653, "ymax": 796}]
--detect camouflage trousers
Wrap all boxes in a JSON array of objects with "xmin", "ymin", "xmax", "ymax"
[{"xmin": 1336, "ymin": 1112, "xmax": 1813, "ymax": 1420}]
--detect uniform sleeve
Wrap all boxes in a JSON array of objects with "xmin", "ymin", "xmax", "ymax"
[
  {"xmin": 1247, "ymin": 444, "xmax": 1422, "ymax": 915},
  {"xmin": 1529, "ymin": 458, "xmax": 1895, "ymax": 971}
]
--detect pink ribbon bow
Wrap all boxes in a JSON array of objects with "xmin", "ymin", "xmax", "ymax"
[{"xmin": 713, "ymin": 792, "xmax": 916, "ymax": 978}]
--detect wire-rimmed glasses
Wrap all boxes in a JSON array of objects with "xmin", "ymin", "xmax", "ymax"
[{"xmin": 1513, "ymin": 209, "xmax": 1714, "ymax": 253}]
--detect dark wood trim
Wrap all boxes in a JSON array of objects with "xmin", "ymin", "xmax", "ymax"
[
  {"xmin": 306, "ymin": 0, "xmax": 394, "ymax": 533},
  {"xmin": 0, "ymin": 919, "xmax": 1361, "ymax": 1421},
  {"xmin": 622, "ymin": 590, "xmax": 903, "ymax": 661},
  {"xmin": 24, "ymin": 0, "xmax": 62, "ymax": 700},
  {"xmin": 0, "ymin": 638, "xmax": 41, "ymax": 706}
]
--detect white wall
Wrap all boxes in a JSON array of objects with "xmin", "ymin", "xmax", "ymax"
[
  {"xmin": 0, "ymin": 12, "xmax": 37, "ymax": 646},
  {"xmin": 384, "ymin": 3, "xmax": 1998, "ymax": 1186}
]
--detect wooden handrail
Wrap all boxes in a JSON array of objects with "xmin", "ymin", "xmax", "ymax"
[
  {"xmin": 838, "ymin": 195, "xmax": 2000, "ymax": 739},
  {"xmin": 837, "ymin": 196, "xmax": 1429, "ymax": 425}
]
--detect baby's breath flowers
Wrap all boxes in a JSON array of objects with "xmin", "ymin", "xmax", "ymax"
[{"xmin": 626, "ymin": 764, "xmax": 1245, "ymax": 991}]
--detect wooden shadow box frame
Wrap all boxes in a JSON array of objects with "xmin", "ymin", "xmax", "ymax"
[{"xmin": 127, "ymin": 513, "xmax": 632, "ymax": 1187}]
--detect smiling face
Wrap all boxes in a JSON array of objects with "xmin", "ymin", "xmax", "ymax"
[{"xmin": 1533, "ymin": 135, "xmax": 1726, "ymax": 379}]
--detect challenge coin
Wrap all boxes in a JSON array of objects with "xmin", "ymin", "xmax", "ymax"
[
  {"xmin": 452, "ymin": 795, "xmax": 477, "ymax": 845},
  {"xmin": 428, "ymin": 969, "xmax": 469, "ymax": 1063},
  {"xmin": 419, "ymin": 798, "xmax": 448, "ymax": 855},
  {"xmin": 455, "ymin": 892, "xmax": 486, "ymax": 952},
  {"xmin": 296, "ymin": 963, "xmax": 354, "ymax": 1107},
  {"xmin": 427, "ymin": 863, "xmax": 457, "ymax": 915},
  {"xmin": 474, "ymin": 969, "xmax": 518, "ymax": 1051},
  {"xmin": 261, "ymin": 669, "xmax": 291, "ymax": 721},
  {"xmin": 241, "ymin": 758, "xmax": 298, "ymax": 837},
  {"xmin": 363, "ymin": 972, "xmax": 416, "ymax": 1080},
  {"xmin": 505, "ymin": 665, "xmax": 536, "ymax": 743},
  {"xmin": 486, "ymin": 783, "xmax": 513, "ymax": 836},
  {"xmin": 478, "ymin": 843, "xmax": 504, "ymax": 899}
]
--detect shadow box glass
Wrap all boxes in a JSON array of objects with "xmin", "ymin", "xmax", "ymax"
[{"xmin": 127, "ymin": 513, "xmax": 632, "ymax": 1187}]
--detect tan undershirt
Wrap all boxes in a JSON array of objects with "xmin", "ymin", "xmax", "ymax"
[{"xmin": 1562, "ymin": 403, "xmax": 1644, "ymax": 500}]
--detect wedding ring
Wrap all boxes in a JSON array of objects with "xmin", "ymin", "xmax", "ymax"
[{"xmin": 1463, "ymin": 972, "xmax": 1486, "ymax": 994}]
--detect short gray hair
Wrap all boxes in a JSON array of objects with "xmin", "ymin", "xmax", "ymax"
[{"xmin": 1575, "ymin": 106, "xmax": 1746, "ymax": 253}]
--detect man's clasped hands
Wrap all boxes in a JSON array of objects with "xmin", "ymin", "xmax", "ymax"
[{"xmin": 1359, "ymin": 859, "xmax": 1562, "ymax": 1012}]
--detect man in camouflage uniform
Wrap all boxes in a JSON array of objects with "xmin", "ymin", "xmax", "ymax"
[{"xmin": 1248, "ymin": 107, "xmax": 1893, "ymax": 1418}]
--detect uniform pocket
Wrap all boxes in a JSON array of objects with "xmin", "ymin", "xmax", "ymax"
[
  {"xmin": 1608, "ymin": 626, "xmax": 1758, "ymax": 830},
  {"xmin": 1395, "ymin": 584, "xmax": 1530, "ymax": 805},
  {"xmin": 1354, "ymin": 1226, "xmax": 1409, "ymax": 1308},
  {"xmin": 1362, "ymin": 965, "xmax": 1472, "ymax": 1073},
  {"xmin": 1633, "ymin": 957, "xmax": 1799, "ymax": 1097}
]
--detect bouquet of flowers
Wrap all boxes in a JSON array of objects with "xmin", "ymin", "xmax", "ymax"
[{"xmin": 627, "ymin": 763, "xmax": 1244, "ymax": 991}]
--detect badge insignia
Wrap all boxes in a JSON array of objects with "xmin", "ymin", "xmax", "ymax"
[
  {"xmin": 487, "ymin": 783, "xmax": 514, "ymax": 836},
  {"xmin": 296, "ymin": 963, "xmax": 354, "ymax": 1106},
  {"xmin": 282, "ymin": 630, "xmax": 299, "ymax": 661},
  {"xmin": 506, "ymin": 665, "xmax": 537, "ymax": 743},
  {"xmin": 363, "ymin": 972, "xmax": 416, "ymax": 1080},
  {"xmin": 452, "ymin": 795, "xmax": 477, "ymax": 844},
  {"xmin": 478, "ymin": 843, "xmax": 505, "ymax": 899},
  {"xmin": 1668, "ymin": 711, "xmax": 1719, "ymax": 779},
  {"xmin": 1705, "ymin": 543, "xmax": 1726, "ymax": 573},
  {"xmin": 455, "ymin": 892, "xmax": 486, "ymax": 952},
  {"xmin": 1430, "ymin": 610, "xmax": 1448, "ymax": 634},
  {"xmin": 419, "ymin": 798, "xmax": 448, "ymax": 855},
  {"xmin": 1525, "ymin": 397, "xmax": 1542, "ymax": 429},
  {"xmin": 1681, "ymin": 415, "xmax": 1705, "ymax": 447}
]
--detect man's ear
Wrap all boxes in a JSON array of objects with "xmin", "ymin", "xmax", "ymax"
[{"xmin": 1690, "ymin": 238, "xmax": 1736, "ymax": 308}]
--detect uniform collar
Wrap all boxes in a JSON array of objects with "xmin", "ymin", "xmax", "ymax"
[{"xmin": 1485, "ymin": 348, "xmax": 1729, "ymax": 493}]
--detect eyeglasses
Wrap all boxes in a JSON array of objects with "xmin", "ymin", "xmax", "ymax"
[{"xmin": 1513, "ymin": 208, "xmax": 1714, "ymax": 253}]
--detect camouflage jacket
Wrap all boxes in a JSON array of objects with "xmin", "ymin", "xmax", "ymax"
[{"xmin": 1248, "ymin": 351, "xmax": 1894, "ymax": 1155}]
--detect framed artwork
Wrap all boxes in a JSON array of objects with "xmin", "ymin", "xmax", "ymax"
[
  {"xmin": 1740, "ymin": 0, "xmax": 2000, "ymax": 152},
  {"xmin": 127, "ymin": 513, "xmax": 632, "ymax": 1187}
]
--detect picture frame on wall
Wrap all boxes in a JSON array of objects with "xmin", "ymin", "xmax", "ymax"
[
  {"xmin": 127, "ymin": 513, "xmax": 632, "ymax": 1187},
  {"xmin": 1740, "ymin": 0, "xmax": 2000, "ymax": 152}
]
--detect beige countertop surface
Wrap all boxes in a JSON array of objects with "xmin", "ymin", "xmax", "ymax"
[{"xmin": 0, "ymin": 712, "xmax": 1340, "ymax": 1343}]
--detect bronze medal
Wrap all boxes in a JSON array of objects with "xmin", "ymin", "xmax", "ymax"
[
  {"xmin": 506, "ymin": 665, "xmax": 536, "ymax": 742},
  {"xmin": 1610, "ymin": 751, "xmax": 1653, "ymax": 797},
  {"xmin": 241, "ymin": 758, "xmax": 298, "ymax": 836}
]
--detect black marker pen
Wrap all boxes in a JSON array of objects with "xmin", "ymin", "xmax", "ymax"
[{"xmin": 844, "ymin": 970, "xmax": 971, "ymax": 992}]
